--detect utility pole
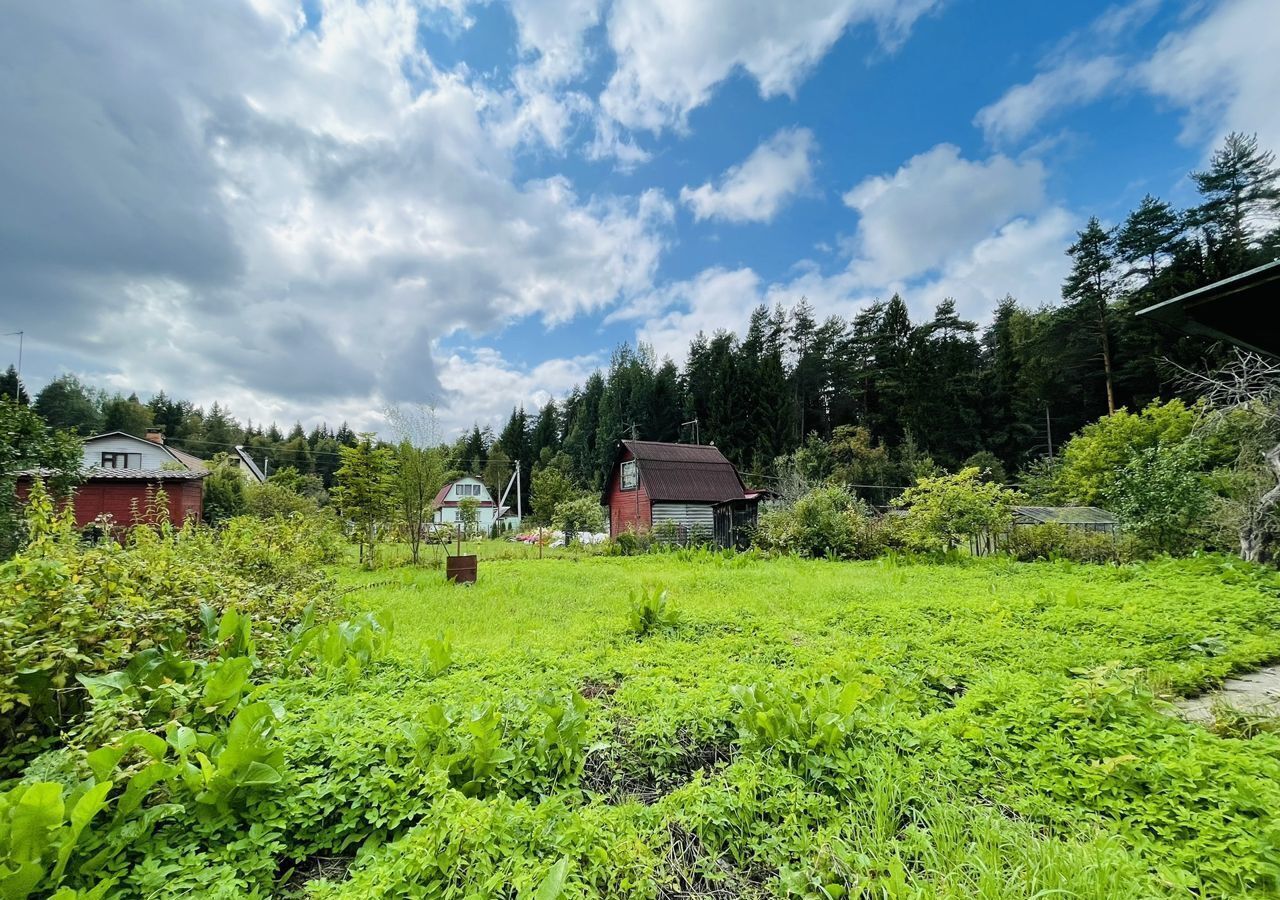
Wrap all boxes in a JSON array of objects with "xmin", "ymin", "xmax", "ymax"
[
  {"xmin": 515, "ymin": 459, "xmax": 522, "ymax": 523},
  {"xmin": 1045, "ymin": 405, "xmax": 1054, "ymax": 461},
  {"xmin": 3, "ymin": 331, "xmax": 21, "ymax": 380},
  {"xmin": 681, "ymin": 418, "xmax": 699, "ymax": 444}
]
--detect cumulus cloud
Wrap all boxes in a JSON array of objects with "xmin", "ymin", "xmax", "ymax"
[
  {"xmin": 433, "ymin": 347, "xmax": 605, "ymax": 435},
  {"xmin": 680, "ymin": 128, "xmax": 816, "ymax": 224},
  {"xmin": 628, "ymin": 141, "xmax": 1074, "ymax": 361},
  {"xmin": 1140, "ymin": 0, "xmax": 1280, "ymax": 153},
  {"xmin": 634, "ymin": 268, "xmax": 766, "ymax": 360},
  {"xmin": 974, "ymin": 57, "xmax": 1124, "ymax": 144},
  {"xmin": 599, "ymin": 0, "xmax": 939, "ymax": 132},
  {"xmin": 974, "ymin": 0, "xmax": 1280, "ymax": 154},
  {"xmin": 0, "ymin": 1, "xmax": 671, "ymax": 433},
  {"xmin": 841, "ymin": 144, "xmax": 1048, "ymax": 284}
]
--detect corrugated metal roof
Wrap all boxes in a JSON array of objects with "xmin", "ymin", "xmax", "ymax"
[
  {"xmin": 1013, "ymin": 505, "xmax": 1118, "ymax": 525},
  {"xmin": 622, "ymin": 440, "xmax": 747, "ymax": 503},
  {"xmin": 166, "ymin": 446, "xmax": 207, "ymax": 471},
  {"xmin": 86, "ymin": 467, "xmax": 208, "ymax": 480},
  {"xmin": 17, "ymin": 467, "xmax": 208, "ymax": 480}
]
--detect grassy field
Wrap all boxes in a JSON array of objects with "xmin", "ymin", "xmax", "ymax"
[{"xmin": 268, "ymin": 550, "xmax": 1280, "ymax": 898}]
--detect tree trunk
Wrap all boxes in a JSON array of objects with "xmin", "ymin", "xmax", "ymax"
[
  {"xmin": 1239, "ymin": 442, "xmax": 1280, "ymax": 563},
  {"xmin": 1098, "ymin": 304, "xmax": 1116, "ymax": 415}
]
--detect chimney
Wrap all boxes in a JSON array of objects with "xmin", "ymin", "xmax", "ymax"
[{"xmin": 145, "ymin": 428, "xmax": 165, "ymax": 445}]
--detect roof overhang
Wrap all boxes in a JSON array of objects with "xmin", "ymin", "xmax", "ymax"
[{"xmin": 1136, "ymin": 259, "xmax": 1280, "ymax": 358}]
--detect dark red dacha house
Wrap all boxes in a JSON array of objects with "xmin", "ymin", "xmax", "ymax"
[
  {"xmin": 600, "ymin": 440, "xmax": 769, "ymax": 548},
  {"xmin": 17, "ymin": 429, "xmax": 207, "ymax": 529}
]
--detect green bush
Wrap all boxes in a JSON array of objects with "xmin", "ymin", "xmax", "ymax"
[
  {"xmin": 755, "ymin": 485, "xmax": 886, "ymax": 559},
  {"xmin": 1002, "ymin": 524, "xmax": 1136, "ymax": 564},
  {"xmin": 242, "ymin": 480, "xmax": 320, "ymax": 519},
  {"xmin": 894, "ymin": 467, "xmax": 1019, "ymax": 552},
  {"xmin": 0, "ymin": 493, "xmax": 338, "ymax": 771}
]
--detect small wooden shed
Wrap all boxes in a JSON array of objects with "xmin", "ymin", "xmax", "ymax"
[{"xmin": 601, "ymin": 440, "xmax": 764, "ymax": 547}]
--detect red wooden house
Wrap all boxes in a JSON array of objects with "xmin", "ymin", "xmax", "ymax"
[
  {"xmin": 600, "ymin": 440, "xmax": 767, "ymax": 547},
  {"xmin": 17, "ymin": 429, "xmax": 207, "ymax": 529}
]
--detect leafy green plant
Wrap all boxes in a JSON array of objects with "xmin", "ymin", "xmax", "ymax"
[
  {"xmin": 422, "ymin": 632, "xmax": 453, "ymax": 677},
  {"xmin": 0, "ymin": 779, "xmax": 112, "ymax": 900},
  {"xmin": 626, "ymin": 586, "xmax": 680, "ymax": 636},
  {"xmin": 290, "ymin": 611, "xmax": 394, "ymax": 679}
]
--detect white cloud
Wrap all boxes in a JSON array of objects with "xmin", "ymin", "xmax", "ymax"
[
  {"xmin": 434, "ymin": 347, "xmax": 604, "ymax": 436},
  {"xmin": 634, "ymin": 268, "xmax": 766, "ymax": 360},
  {"xmin": 680, "ymin": 128, "xmax": 816, "ymax": 224},
  {"xmin": 1140, "ymin": 0, "xmax": 1280, "ymax": 154},
  {"xmin": 628, "ymin": 141, "xmax": 1075, "ymax": 361},
  {"xmin": 599, "ymin": 0, "xmax": 939, "ymax": 132},
  {"xmin": 908, "ymin": 208, "xmax": 1076, "ymax": 318},
  {"xmin": 0, "ymin": 0, "xmax": 672, "ymax": 434},
  {"xmin": 974, "ymin": 56, "xmax": 1124, "ymax": 144},
  {"xmin": 841, "ymin": 144, "xmax": 1047, "ymax": 284}
]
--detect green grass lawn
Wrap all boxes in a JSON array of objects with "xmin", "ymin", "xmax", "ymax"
[{"xmin": 282, "ymin": 551, "xmax": 1280, "ymax": 898}]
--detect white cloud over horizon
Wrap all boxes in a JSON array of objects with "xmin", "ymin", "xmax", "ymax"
[
  {"xmin": 0, "ymin": 0, "xmax": 672, "ymax": 436},
  {"xmin": 680, "ymin": 128, "xmax": 817, "ymax": 224}
]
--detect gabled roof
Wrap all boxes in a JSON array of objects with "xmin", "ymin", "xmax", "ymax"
[
  {"xmin": 432, "ymin": 477, "xmax": 493, "ymax": 509},
  {"xmin": 603, "ymin": 440, "xmax": 747, "ymax": 504},
  {"xmin": 83, "ymin": 431, "xmax": 207, "ymax": 472},
  {"xmin": 1137, "ymin": 259, "xmax": 1280, "ymax": 358},
  {"xmin": 233, "ymin": 446, "xmax": 267, "ymax": 483},
  {"xmin": 1013, "ymin": 505, "xmax": 1118, "ymax": 526},
  {"xmin": 166, "ymin": 446, "xmax": 207, "ymax": 471}
]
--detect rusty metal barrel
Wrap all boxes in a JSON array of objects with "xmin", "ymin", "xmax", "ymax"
[{"xmin": 445, "ymin": 554, "xmax": 477, "ymax": 584}]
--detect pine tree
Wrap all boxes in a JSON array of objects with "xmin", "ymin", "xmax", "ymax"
[
  {"xmin": 1115, "ymin": 195, "xmax": 1183, "ymax": 285},
  {"xmin": 1063, "ymin": 217, "xmax": 1119, "ymax": 415},
  {"xmin": 0, "ymin": 365, "xmax": 28, "ymax": 405},
  {"xmin": 1191, "ymin": 132, "xmax": 1280, "ymax": 277}
]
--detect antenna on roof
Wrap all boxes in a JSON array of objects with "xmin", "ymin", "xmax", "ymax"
[{"xmin": 680, "ymin": 418, "xmax": 699, "ymax": 444}]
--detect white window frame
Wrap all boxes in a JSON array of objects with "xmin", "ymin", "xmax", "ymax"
[{"xmin": 620, "ymin": 460, "xmax": 638, "ymax": 491}]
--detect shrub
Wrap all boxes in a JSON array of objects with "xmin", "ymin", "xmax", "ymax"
[
  {"xmin": 609, "ymin": 527, "xmax": 653, "ymax": 556},
  {"xmin": 0, "ymin": 497, "xmax": 337, "ymax": 772},
  {"xmin": 1110, "ymin": 442, "xmax": 1214, "ymax": 556},
  {"xmin": 1002, "ymin": 524, "xmax": 1135, "ymax": 564},
  {"xmin": 755, "ymin": 485, "xmax": 885, "ymax": 559},
  {"xmin": 552, "ymin": 495, "xmax": 605, "ymax": 542},
  {"xmin": 894, "ymin": 467, "xmax": 1019, "ymax": 553},
  {"xmin": 243, "ymin": 481, "xmax": 319, "ymax": 519}
]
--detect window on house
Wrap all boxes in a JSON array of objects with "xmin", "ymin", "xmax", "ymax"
[
  {"xmin": 100, "ymin": 452, "xmax": 141, "ymax": 469},
  {"xmin": 621, "ymin": 460, "xmax": 638, "ymax": 491}
]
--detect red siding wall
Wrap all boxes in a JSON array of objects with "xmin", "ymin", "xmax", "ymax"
[
  {"xmin": 605, "ymin": 447, "xmax": 651, "ymax": 536},
  {"xmin": 17, "ymin": 478, "xmax": 204, "ymax": 529}
]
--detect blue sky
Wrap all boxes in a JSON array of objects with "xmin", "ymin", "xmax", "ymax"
[{"xmin": 1, "ymin": 0, "xmax": 1276, "ymax": 435}]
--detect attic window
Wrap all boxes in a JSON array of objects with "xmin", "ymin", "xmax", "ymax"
[
  {"xmin": 621, "ymin": 460, "xmax": 638, "ymax": 491},
  {"xmin": 100, "ymin": 452, "xmax": 142, "ymax": 469}
]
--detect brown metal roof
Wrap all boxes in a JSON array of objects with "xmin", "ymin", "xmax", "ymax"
[{"xmin": 615, "ymin": 440, "xmax": 747, "ymax": 504}]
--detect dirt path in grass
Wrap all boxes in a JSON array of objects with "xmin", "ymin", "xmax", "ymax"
[{"xmin": 1177, "ymin": 665, "xmax": 1280, "ymax": 723}]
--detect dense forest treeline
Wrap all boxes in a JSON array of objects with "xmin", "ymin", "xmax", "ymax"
[{"xmin": 4, "ymin": 132, "xmax": 1278, "ymax": 512}]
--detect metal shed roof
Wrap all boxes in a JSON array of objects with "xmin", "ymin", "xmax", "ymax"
[
  {"xmin": 605, "ymin": 440, "xmax": 748, "ymax": 504},
  {"xmin": 1013, "ymin": 505, "xmax": 1118, "ymax": 525},
  {"xmin": 1136, "ymin": 259, "xmax": 1280, "ymax": 358}
]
